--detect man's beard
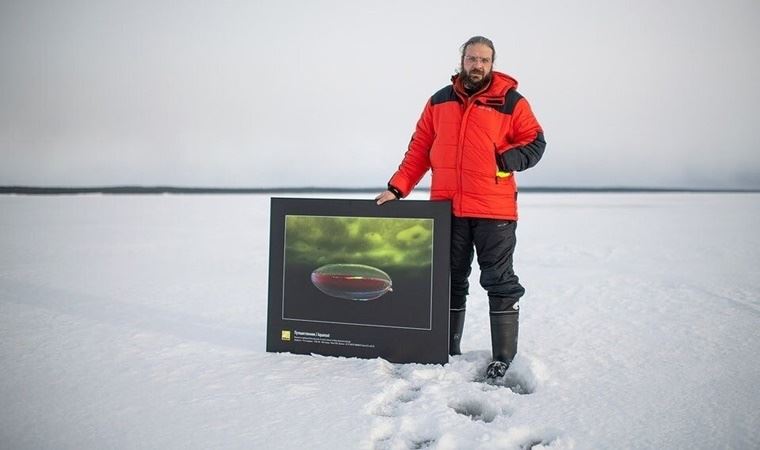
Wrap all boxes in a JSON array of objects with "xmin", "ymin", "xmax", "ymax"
[{"xmin": 461, "ymin": 67, "xmax": 492, "ymax": 93}]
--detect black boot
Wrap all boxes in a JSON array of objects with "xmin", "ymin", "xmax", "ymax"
[
  {"xmin": 486, "ymin": 309, "xmax": 519, "ymax": 379},
  {"xmin": 449, "ymin": 309, "xmax": 466, "ymax": 356}
]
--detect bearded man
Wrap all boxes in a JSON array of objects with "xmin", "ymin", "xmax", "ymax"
[{"xmin": 376, "ymin": 36, "xmax": 546, "ymax": 379}]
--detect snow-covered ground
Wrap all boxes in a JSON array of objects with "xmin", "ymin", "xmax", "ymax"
[{"xmin": 1, "ymin": 192, "xmax": 758, "ymax": 449}]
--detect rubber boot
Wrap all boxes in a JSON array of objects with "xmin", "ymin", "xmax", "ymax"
[
  {"xmin": 449, "ymin": 309, "xmax": 466, "ymax": 356},
  {"xmin": 486, "ymin": 310, "xmax": 519, "ymax": 379}
]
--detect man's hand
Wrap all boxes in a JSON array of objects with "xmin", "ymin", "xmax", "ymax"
[{"xmin": 375, "ymin": 190, "xmax": 397, "ymax": 205}]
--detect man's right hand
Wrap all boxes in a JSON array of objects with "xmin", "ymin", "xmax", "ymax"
[{"xmin": 375, "ymin": 190, "xmax": 397, "ymax": 205}]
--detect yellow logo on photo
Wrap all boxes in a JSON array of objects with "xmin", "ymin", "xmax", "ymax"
[{"xmin": 281, "ymin": 330, "xmax": 292, "ymax": 341}]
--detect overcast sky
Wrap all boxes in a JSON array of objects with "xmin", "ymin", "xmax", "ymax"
[{"xmin": 1, "ymin": 0, "xmax": 759, "ymax": 189}]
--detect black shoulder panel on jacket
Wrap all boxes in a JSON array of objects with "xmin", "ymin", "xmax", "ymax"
[
  {"xmin": 498, "ymin": 89, "xmax": 524, "ymax": 115},
  {"xmin": 430, "ymin": 85, "xmax": 459, "ymax": 106}
]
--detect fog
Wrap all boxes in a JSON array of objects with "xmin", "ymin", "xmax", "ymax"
[{"xmin": 1, "ymin": 0, "xmax": 759, "ymax": 189}]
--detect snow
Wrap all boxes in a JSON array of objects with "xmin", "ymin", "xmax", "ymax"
[{"xmin": 1, "ymin": 192, "xmax": 759, "ymax": 449}]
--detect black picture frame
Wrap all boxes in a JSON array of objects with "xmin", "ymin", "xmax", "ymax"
[{"xmin": 266, "ymin": 197, "xmax": 451, "ymax": 364}]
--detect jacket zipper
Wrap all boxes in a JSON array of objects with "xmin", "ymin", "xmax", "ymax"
[
  {"xmin": 458, "ymin": 99, "xmax": 475, "ymax": 212},
  {"xmin": 494, "ymin": 143, "xmax": 500, "ymax": 184}
]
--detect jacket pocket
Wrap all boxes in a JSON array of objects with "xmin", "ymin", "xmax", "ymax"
[{"xmin": 494, "ymin": 143, "xmax": 511, "ymax": 184}]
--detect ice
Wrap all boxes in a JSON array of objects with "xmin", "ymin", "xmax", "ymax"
[{"xmin": 1, "ymin": 193, "xmax": 759, "ymax": 449}]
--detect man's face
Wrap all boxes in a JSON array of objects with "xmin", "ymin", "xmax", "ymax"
[{"xmin": 461, "ymin": 43, "xmax": 494, "ymax": 90}]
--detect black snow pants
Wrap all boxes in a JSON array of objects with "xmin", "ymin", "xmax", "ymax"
[{"xmin": 450, "ymin": 216, "xmax": 525, "ymax": 313}]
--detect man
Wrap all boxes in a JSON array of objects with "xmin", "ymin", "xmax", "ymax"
[{"xmin": 375, "ymin": 36, "xmax": 545, "ymax": 379}]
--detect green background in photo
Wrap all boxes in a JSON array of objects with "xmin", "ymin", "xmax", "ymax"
[{"xmin": 285, "ymin": 216, "xmax": 433, "ymax": 270}]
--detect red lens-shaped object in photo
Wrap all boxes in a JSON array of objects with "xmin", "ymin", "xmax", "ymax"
[{"xmin": 310, "ymin": 264, "xmax": 393, "ymax": 301}]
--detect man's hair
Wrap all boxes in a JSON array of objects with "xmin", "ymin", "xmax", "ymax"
[{"xmin": 460, "ymin": 36, "xmax": 496, "ymax": 63}]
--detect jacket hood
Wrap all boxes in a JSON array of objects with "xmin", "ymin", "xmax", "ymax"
[{"xmin": 452, "ymin": 71, "xmax": 518, "ymax": 98}]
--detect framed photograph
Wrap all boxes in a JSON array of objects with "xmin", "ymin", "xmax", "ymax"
[{"xmin": 266, "ymin": 197, "xmax": 451, "ymax": 364}]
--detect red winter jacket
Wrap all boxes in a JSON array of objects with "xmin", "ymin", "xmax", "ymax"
[{"xmin": 388, "ymin": 71, "xmax": 545, "ymax": 220}]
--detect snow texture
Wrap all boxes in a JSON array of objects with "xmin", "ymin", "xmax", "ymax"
[{"xmin": 1, "ymin": 193, "xmax": 759, "ymax": 449}]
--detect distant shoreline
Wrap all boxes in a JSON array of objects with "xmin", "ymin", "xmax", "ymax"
[{"xmin": 2, "ymin": 186, "xmax": 759, "ymax": 195}]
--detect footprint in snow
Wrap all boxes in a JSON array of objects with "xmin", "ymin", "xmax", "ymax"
[
  {"xmin": 366, "ymin": 367, "xmax": 423, "ymax": 417},
  {"xmin": 368, "ymin": 382, "xmax": 420, "ymax": 417},
  {"xmin": 520, "ymin": 437, "xmax": 558, "ymax": 449},
  {"xmin": 448, "ymin": 397, "xmax": 507, "ymax": 423},
  {"xmin": 366, "ymin": 364, "xmax": 442, "ymax": 449},
  {"xmin": 398, "ymin": 385, "xmax": 422, "ymax": 403},
  {"xmin": 373, "ymin": 437, "xmax": 437, "ymax": 450},
  {"xmin": 367, "ymin": 358, "xmax": 550, "ymax": 449},
  {"xmin": 411, "ymin": 438, "xmax": 436, "ymax": 449}
]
